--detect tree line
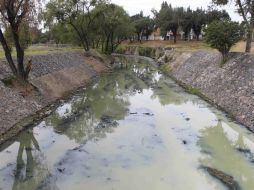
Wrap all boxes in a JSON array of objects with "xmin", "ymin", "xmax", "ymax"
[
  {"xmin": 0, "ymin": 0, "xmax": 252, "ymax": 82},
  {"xmin": 43, "ymin": 1, "xmax": 232, "ymax": 48}
]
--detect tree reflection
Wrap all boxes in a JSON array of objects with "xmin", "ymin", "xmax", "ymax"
[
  {"xmin": 46, "ymin": 56, "xmax": 189, "ymax": 143},
  {"xmin": 12, "ymin": 129, "xmax": 39, "ymax": 190},
  {"xmin": 45, "ymin": 58, "xmax": 159, "ymax": 143},
  {"xmin": 151, "ymin": 76, "xmax": 187, "ymax": 106},
  {"xmin": 198, "ymin": 121, "xmax": 254, "ymax": 189},
  {"xmin": 11, "ymin": 129, "xmax": 56, "ymax": 190}
]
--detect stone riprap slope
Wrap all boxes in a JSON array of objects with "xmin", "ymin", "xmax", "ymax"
[
  {"xmin": 0, "ymin": 51, "xmax": 110, "ymax": 137},
  {"xmin": 161, "ymin": 50, "xmax": 254, "ymax": 130}
]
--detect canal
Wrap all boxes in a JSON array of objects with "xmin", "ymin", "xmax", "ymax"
[{"xmin": 0, "ymin": 56, "xmax": 254, "ymax": 190}]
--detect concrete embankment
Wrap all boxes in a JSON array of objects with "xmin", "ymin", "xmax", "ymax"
[
  {"xmin": 116, "ymin": 46, "xmax": 254, "ymax": 131},
  {"xmin": 0, "ymin": 51, "xmax": 111, "ymax": 143}
]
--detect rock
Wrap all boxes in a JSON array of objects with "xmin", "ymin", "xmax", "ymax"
[
  {"xmin": 96, "ymin": 115, "xmax": 118, "ymax": 129},
  {"xmin": 143, "ymin": 113, "xmax": 154, "ymax": 116},
  {"xmin": 168, "ymin": 50, "xmax": 254, "ymax": 131},
  {"xmin": 155, "ymin": 47, "xmax": 164, "ymax": 59},
  {"xmin": 202, "ymin": 166, "xmax": 240, "ymax": 190},
  {"xmin": 57, "ymin": 168, "xmax": 65, "ymax": 173}
]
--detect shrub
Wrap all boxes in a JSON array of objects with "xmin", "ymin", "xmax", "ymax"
[{"xmin": 205, "ymin": 20, "xmax": 240, "ymax": 64}]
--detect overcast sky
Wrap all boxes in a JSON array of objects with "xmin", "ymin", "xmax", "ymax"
[{"xmin": 111, "ymin": 0, "xmax": 242, "ymax": 21}]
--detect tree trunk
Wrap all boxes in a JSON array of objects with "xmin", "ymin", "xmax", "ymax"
[
  {"xmin": 196, "ymin": 33, "xmax": 200, "ymax": 41},
  {"xmin": 101, "ymin": 39, "xmax": 105, "ymax": 53},
  {"xmin": 0, "ymin": 29, "xmax": 17, "ymax": 75},
  {"xmin": 11, "ymin": 27, "xmax": 26, "ymax": 80},
  {"xmin": 137, "ymin": 33, "xmax": 141, "ymax": 43},
  {"xmin": 245, "ymin": 17, "xmax": 254, "ymax": 53},
  {"xmin": 70, "ymin": 22, "xmax": 90, "ymax": 51},
  {"xmin": 222, "ymin": 53, "xmax": 227, "ymax": 65},
  {"xmin": 83, "ymin": 35, "xmax": 90, "ymax": 51},
  {"xmin": 110, "ymin": 32, "xmax": 114, "ymax": 53},
  {"xmin": 173, "ymin": 32, "xmax": 177, "ymax": 44},
  {"xmin": 105, "ymin": 35, "xmax": 110, "ymax": 54}
]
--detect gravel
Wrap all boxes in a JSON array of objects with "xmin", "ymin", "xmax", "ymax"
[{"xmin": 0, "ymin": 51, "xmax": 107, "ymax": 135}]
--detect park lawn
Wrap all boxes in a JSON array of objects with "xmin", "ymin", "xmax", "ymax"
[{"xmin": 0, "ymin": 46, "xmax": 82, "ymax": 59}]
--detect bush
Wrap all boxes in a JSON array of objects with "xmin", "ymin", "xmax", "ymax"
[
  {"xmin": 114, "ymin": 45, "xmax": 127, "ymax": 54},
  {"xmin": 205, "ymin": 20, "xmax": 240, "ymax": 64},
  {"xmin": 138, "ymin": 47, "xmax": 155, "ymax": 57}
]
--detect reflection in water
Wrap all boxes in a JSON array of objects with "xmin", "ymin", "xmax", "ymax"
[
  {"xmin": 199, "ymin": 121, "xmax": 254, "ymax": 189},
  {"xmin": 1, "ymin": 56, "xmax": 254, "ymax": 190},
  {"xmin": 10, "ymin": 129, "xmax": 56, "ymax": 190},
  {"xmin": 13, "ymin": 129, "xmax": 39, "ymax": 190}
]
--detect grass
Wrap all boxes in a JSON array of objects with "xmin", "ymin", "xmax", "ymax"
[
  {"xmin": 231, "ymin": 41, "xmax": 254, "ymax": 53},
  {"xmin": 122, "ymin": 40, "xmax": 254, "ymax": 53},
  {"xmin": 0, "ymin": 45, "xmax": 82, "ymax": 58},
  {"xmin": 0, "ymin": 40, "xmax": 252, "ymax": 59},
  {"xmin": 122, "ymin": 40, "xmax": 213, "ymax": 52}
]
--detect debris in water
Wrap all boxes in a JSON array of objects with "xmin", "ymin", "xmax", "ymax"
[
  {"xmin": 143, "ymin": 113, "xmax": 154, "ymax": 116},
  {"xmin": 202, "ymin": 166, "xmax": 240, "ymax": 190},
  {"xmin": 236, "ymin": 148, "xmax": 254, "ymax": 162},
  {"xmin": 57, "ymin": 168, "xmax": 65, "ymax": 173},
  {"xmin": 96, "ymin": 115, "xmax": 118, "ymax": 129}
]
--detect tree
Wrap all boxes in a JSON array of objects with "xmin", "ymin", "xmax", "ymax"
[
  {"xmin": 155, "ymin": 3, "xmax": 185, "ymax": 43},
  {"xmin": 182, "ymin": 7, "xmax": 193, "ymax": 41},
  {"xmin": 44, "ymin": 0, "xmax": 106, "ymax": 51},
  {"xmin": 207, "ymin": 9, "xmax": 230, "ymax": 23},
  {"xmin": 4, "ymin": 22, "xmax": 32, "ymax": 50},
  {"xmin": 131, "ymin": 12, "xmax": 154, "ymax": 42},
  {"xmin": 94, "ymin": 3, "xmax": 132, "ymax": 54},
  {"xmin": 192, "ymin": 8, "xmax": 207, "ymax": 40},
  {"xmin": 205, "ymin": 20, "xmax": 240, "ymax": 64},
  {"xmin": 213, "ymin": 0, "xmax": 254, "ymax": 52},
  {"xmin": 0, "ymin": 0, "xmax": 39, "ymax": 81}
]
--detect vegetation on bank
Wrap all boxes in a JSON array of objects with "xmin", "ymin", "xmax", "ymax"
[{"xmin": 205, "ymin": 20, "xmax": 241, "ymax": 64}]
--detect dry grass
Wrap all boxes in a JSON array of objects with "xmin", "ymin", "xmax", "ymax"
[
  {"xmin": 123, "ymin": 40, "xmax": 254, "ymax": 53},
  {"xmin": 123, "ymin": 40, "xmax": 213, "ymax": 51},
  {"xmin": 0, "ymin": 45, "xmax": 82, "ymax": 59},
  {"xmin": 231, "ymin": 41, "xmax": 254, "ymax": 53},
  {"xmin": 0, "ymin": 41, "xmax": 252, "ymax": 59}
]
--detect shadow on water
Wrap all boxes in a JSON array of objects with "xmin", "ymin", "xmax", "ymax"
[{"xmin": 1, "ymin": 55, "xmax": 254, "ymax": 190}]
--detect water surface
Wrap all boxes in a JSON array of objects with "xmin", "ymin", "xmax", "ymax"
[{"xmin": 1, "ymin": 56, "xmax": 254, "ymax": 190}]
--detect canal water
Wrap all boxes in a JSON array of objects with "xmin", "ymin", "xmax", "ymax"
[{"xmin": 1, "ymin": 56, "xmax": 254, "ymax": 190}]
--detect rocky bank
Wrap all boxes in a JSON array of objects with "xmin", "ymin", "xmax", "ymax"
[
  {"xmin": 0, "ymin": 50, "xmax": 111, "ymax": 142},
  {"xmin": 117, "ymin": 46, "xmax": 254, "ymax": 131}
]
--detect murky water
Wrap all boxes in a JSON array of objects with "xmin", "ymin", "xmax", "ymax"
[{"xmin": 1, "ymin": 56, "xmax": 254, "ymax": 190}]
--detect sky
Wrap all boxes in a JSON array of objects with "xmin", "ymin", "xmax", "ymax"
[{"xmin": 111, "ymin": 0, "xmax": 242, "ymax": 22}]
